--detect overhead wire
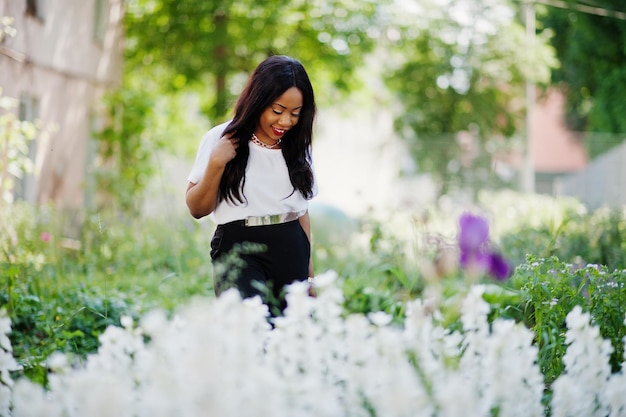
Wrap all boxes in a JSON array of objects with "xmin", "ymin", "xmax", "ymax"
[{"xmin": 522, "ymin": 0, "xmax": 626, "ymax": 20}]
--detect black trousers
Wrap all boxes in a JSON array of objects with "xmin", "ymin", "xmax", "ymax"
[{"xmin": 210, "ymin": 219, "xmax": 310, "ymax": 313}]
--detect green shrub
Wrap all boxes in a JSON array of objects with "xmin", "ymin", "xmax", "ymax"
[
  {"xmin": 496, "ymin": 256, "xmax": 626, "ymax": 386},
  {"xmin": 1, "ymin": 202, "xmax": 216, "ymax": 385},
  {"xmin": 0, "ymin": 283, "xmax": 134, "ymax": 386},
  {"xmin": 501, "ymin": 208, "xmax": 626, "ymax": 270}
]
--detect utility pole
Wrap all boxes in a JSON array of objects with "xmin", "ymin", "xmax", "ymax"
[
  {"xmin": 520, "ymin": 0, "xmax": 626, "ymax": 194},
  {"xmin": 522, "ymin": 1, "xmax": 536, "ymax": 193}
]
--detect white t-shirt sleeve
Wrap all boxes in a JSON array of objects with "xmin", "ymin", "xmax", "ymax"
[{"xmin": 187, "ymin": 122, "xmax": 230, "ymax": 184}]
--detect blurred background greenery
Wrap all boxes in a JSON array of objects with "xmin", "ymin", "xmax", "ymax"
[{"xmin": 4, "ymin": 0, "xmax": 626, "ymax": 212}]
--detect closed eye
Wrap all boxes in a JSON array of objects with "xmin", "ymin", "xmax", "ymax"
[{"xmin": 273, "ymin": 109, "xmax": 301, "ymax": 117}]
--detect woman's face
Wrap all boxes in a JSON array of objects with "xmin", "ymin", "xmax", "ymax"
[{"xmin": 255, "ymin": 86, "xmax": 303, "ymax": 143}]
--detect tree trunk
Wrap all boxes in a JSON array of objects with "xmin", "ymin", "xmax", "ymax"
[{"xmin": 213, "ymin": 9, "xmax": 228, "ymax": 122}]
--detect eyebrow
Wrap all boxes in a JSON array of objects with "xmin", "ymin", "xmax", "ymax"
[{"xmin": 273, "ymin": 103, "xmax": 303, "ymax": 110}]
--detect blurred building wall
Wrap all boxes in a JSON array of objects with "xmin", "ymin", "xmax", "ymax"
[
  {"xmin": 557, "ymin": 141, "xmax": 626, "ymax": 209},
  {"xmin": 529, "ymin": 88, "xmax": 588, "ymax": 195},
  {"xmin": 530, "ymin": 88, "xmax": 626, "ymax": 209},
  {"xmin": 0, "ymin": 0, "xmax": 124, "ymax": 208}
]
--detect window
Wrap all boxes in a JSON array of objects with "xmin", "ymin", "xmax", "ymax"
[
  {"xmin": 94, "ymin": 0, "xmax": 110, "ymax": 43},
  {"xmin": 25, "ymin": 0, "xmax": 46, "ymax": 21},
  {"xmin": 14, "ymin": 95, "xmax": 39, "ymax": 203}
]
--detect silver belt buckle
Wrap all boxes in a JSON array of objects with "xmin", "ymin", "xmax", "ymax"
[{"xmin": 245, "ymin": 212, "xmax": 299, "ymax": 227}]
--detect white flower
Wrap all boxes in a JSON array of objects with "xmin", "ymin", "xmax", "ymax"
[
  {"xmin": 0, "ymin": 314, "xmax": 12, "ymax": 352},
  {"xmin": 11, "ymin": 379, "xmax": 63, "ymax": 417},
  {"xmin": 46, "ymin": 352, "xmax": 69, "ymax": 373},
  {"xmin": 0, "ymin": 384, "xmax": 11, "ymax": 417},
  {"xmin": 138, "ymin": 308, "xmax": 168, "ymax": 335},
  {"xmin": 565, "ymin": 305, "xmax": 590, "ymax": 330},
  {"xmin": 2, "ymin": 275, "xmax": 624, "ymax": 417},
  {"xmin": 0, "ymin": 349, "xmax": 20, "ymax": 387},
  {"xmin": 312, "ymin": 269, "xmax": 338, "ymax": 288},
  {"xmin": 604, "ymin": 372, "xmax": 626, "ymax": 416},
  {"xmin": 551, "ymin": 306, "xmax": 617, "ymax": 417},
  {"xmin": 460, "ymin": 285, "xmax": 490, "ymax": 333},
  {"xmin": 120, "ymin": 315, "xmax": 134, "ymax": 329},
  {"xmin": 367, "ymin": 311, "xmax": 393, "ymax": 327}
]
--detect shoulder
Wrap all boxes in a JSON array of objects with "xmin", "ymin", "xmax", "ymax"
[
  {"xmin": 198, "ymin": 120, "xmax": 232, "ymax": 149},
  {"xmin": 204, "ymin": 120, "xmax": 231, "ymax": 142}
]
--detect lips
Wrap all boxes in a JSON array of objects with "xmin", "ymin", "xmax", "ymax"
[{"xmin": 272, "ymin": 127, "xmax": 287, "ymax": 137}]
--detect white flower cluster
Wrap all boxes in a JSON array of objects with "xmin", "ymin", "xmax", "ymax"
[
  {"xmin": 1, "ymin": 272, "xmax": 625, "ymax": 417},
  {"xmin": 0, "ymin": 310, "xmax": 21, "ymax": 417},
  {"xmin": 551, "ymin": 306, "xmax": 626, "ymax": 417}
]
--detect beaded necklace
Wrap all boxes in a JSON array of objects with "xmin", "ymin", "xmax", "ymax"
[{"xmin": 251, "ymin": 133, "xmax": 281, "ymax": 149}]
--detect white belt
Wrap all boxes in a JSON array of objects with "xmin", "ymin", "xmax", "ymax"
[{"xmin": 244, "ymin": 212, "xmax": 300, "ymax": 227}]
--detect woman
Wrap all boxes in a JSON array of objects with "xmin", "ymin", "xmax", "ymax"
[{"xmin": 185, "ymin": 55, "xmax": 317, "ymax": 314}]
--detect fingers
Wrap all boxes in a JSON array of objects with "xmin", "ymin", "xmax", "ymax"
[
  {"xmin": 221, "ymin": 134, "xmax": 239, "ymax": 147},
  {"xmin": 224, "ymin": 136, "xmax": 239, "ymax": 160},
  {"xmin": 210, "ymin": 134, "xmax": 240, "ymax": 166}
]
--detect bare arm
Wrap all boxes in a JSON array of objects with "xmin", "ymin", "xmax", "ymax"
[{"xmin": 185, "ymin": 135, "xmax": 239, "ymax": 219}]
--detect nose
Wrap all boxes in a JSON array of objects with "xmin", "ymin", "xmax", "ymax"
[{"xmin": 278, "ymin": 113, "xmax": 293, "ymax": 127}]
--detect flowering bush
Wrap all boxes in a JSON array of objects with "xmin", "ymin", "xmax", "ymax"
[
  {"xmin": 551, "ymin": 306, "xmax": 626, "ymax": 417},
  {"xmin": 1, "ymin": 273, "xmax": 625, "ymax": 417}
]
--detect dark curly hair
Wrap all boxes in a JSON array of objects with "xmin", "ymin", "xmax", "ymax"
[{"xmin": 219, "ymin": 55, "xmax": 316, "ymax": 205}]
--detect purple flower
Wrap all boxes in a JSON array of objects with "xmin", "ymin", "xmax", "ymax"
[
  {"xmin": 487, "ymin": 252, "xmax": 512, "ymax": 281},
  {"xmin": 460, "ymin": 248, "xmax": 489, "ymax": 269},
  {"xmin": 458, "ymin": 212, "xmax": 512, "ymax": 281},
  {"xmin": 458, "ymin": 212, "xmax": 489, "ymax": 253}
]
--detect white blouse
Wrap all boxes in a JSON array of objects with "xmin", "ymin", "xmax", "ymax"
[{"xmin": 187, "ymin": 121, "xmax": 317, "ymax": 225}]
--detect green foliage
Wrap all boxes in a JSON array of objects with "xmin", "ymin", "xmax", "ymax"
[
  {"xmin": 95, "ymin": 1, "xmax": 393, "ymax": 209},
  {"xmin": 500, "ymin": 207, "xmax": 626, "ymax": 270},
  {"xmin": 0, "ymin": 202, "xmax": 137, "ymax": 385},
  {"xmin": 509, "ymin": 256, "xmax": 626, "ymax": 386},
  {"xmin": 1, "ymin": 286, "xmax": 132, "ymax": 386},
  {"xmin": 583, "ymin": 132, "xmax": 626, "ymax": 160},
  {"xmin": 0, "ymin": 88, "xmax": 37, "ymax": 203},
  {"xmin": 0, "ymin": 202, "xmax": 215, "ymax": 384},
  {"xmin": 537, "ymin": 0, "xmax": 626, "ymax": 133},
  {"xmin": 124, "ymin": 0, "xmax": 388, "ymax": 121},
  {"xmin": 313, "ymin": 215, "xmax": 424, "ymax": 323},
  {"xmin": 94, "ymin": 86, "xmax": 158, "ymax": 215},
  {"xmin": 384, "ymin": 0, "xmax": 557, "ymax": 194}
]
